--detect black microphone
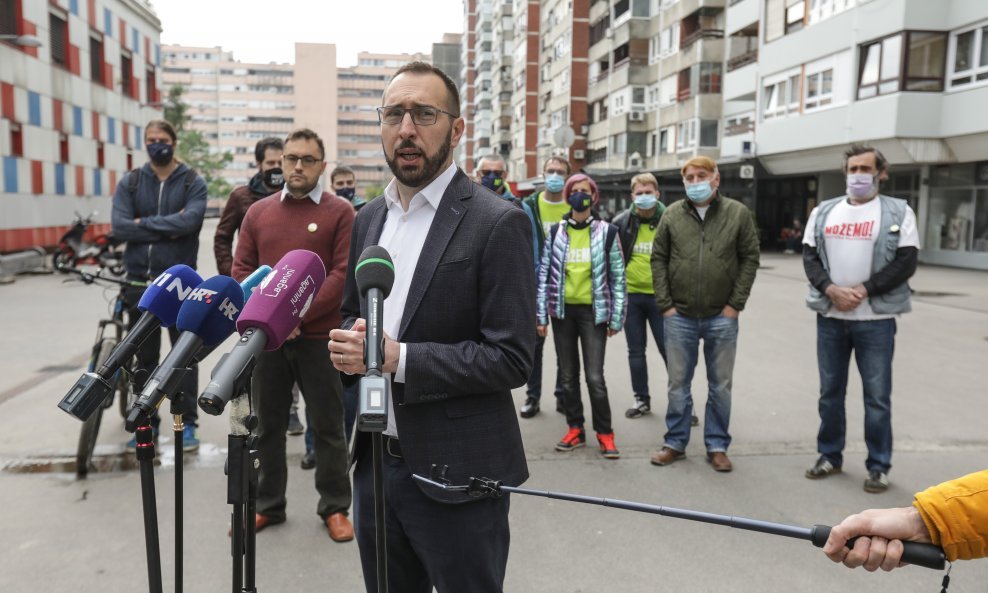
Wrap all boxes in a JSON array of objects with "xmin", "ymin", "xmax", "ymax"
[
  {"xmin": 355, "ymin": 246, "xmax": 395, "ymax": 432},
  {"xmin": 126, "ymin": 276, "xmax": 244, "ymax": 432}
]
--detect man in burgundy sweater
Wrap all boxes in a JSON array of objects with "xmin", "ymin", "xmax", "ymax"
[{"xmin": 231, "ymin": 128, "xmax": 356, "ymax": 542}]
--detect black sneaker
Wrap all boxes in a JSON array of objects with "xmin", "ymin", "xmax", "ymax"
[
  {"xmin": 625, "ymin": 397, "xmax": 651, "ymax": 419},
  {"xmin": 864, "ymin": 470, "xmax": 889, "ymax": 493},
  {"xmin": 300, "ymin": 450, "xmax": 316, "ymax": 470},
  {"xmin": 691, "ymin": 414, "xmax": 699, "ymax": 427},
  {"xmin": 805, "ymin": 457, "xmax": 841, "ymax": 479},
  {"xmin": 519, "ymin": 397, "xmax": 540, "ymax": 419}
]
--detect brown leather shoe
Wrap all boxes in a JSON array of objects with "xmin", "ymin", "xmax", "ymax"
[
  {"xmin": 706, "ymin": 451, "xmax": 733, "ymax": 472},
  {"xmin": 650, "ymin": 447, "xmax": 685, "ymax": 466},
  {"xmin": 325, "ymin": 512, "xmax": 354, "ymax": 542},
  {"xmin": 228, "ymin": 513, "xmax": 282, "ymax": 537}
]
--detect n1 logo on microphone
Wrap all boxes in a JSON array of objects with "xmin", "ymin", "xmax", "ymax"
[
  {"xmin": 218, "ymin": 297, "xmax": 240, "ymax": 320},
  {"xmin": 187, "ymin": 287, "xmax": 219, "ymax": 304},
  {"xmin": 152, "ymin": 271, "xmax": 194, "ymax": 300}
]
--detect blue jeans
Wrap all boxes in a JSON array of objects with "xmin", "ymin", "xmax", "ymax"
[
  {"xmin": 663, "ymin": 312, "xmax": 738, "ymax": 453},
  {"xmin": 551, "ymin": 305, "xmax": 612, "ymax": 434},
  {"xmin": 625, "ymin": 292, "xmax": 666, "ymax": 401},
  {"xmin": 815, "ymin": 315, "xmax": 896, "ymax": 473}
]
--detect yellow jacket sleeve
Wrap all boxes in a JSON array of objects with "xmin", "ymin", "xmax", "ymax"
[{"xmin": 913, "ymin": 469, "xmax": 988, "ymax": 561}]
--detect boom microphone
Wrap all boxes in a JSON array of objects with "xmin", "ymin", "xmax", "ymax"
[
  {"xmin": 57, "ymin": 265, "xmax": 203, "ymax": 421},
  {"xmin": 126, "ymin": 275, "xmax": 245, "ymax": 431},
  {"xmin": 355, "ymin": 246, "xmax": 395, "ymax": 432},
  {"xmin": 198, "ymin": 250, "xmax": 326, "ymax": 416}
]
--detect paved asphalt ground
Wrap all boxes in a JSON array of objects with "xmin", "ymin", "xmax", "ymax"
[{"xmin": 1, "ymin": 218, "xmax": 986, "ymax": 593}]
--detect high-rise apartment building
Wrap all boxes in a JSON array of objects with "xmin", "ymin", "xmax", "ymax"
[
  {"xmin": 162, "ymin": 45, "xmax": 428, "ymax": 191},
  {"xmin": 433, "ymin": 33, "xmax": 463, "ymax": 94},
  {"xmin": 508, "ymin": 0, "xmax": 541, "ymax": 180},
  {"xmin": 1, "ymin": 0, "xmax": 164, "ymax": 252}
]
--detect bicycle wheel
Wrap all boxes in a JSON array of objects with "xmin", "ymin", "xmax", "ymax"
[{"xmin": 76, "ymin": 335, "xmax": 118, "ymax": 477}]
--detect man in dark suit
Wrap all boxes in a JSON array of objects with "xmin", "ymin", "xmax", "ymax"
[{"xmin": 328, "ymin": 62, "xmax": 535, "ymax": 593}]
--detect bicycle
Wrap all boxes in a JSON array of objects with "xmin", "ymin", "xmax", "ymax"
[{"xmin": 63, "ymin": 265, "xmax": 148, "ymax": 477}]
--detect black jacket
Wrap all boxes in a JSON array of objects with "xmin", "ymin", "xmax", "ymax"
[{"xmin": 612, "ymin": 203, "xmax": 666, "ymax": 263}]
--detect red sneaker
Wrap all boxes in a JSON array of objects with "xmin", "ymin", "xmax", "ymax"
[
  {"xmin": 596, "ymin": 432, "xmax": 620, "ymax": 459},
  {"xmin": 555, "ymin": 427, "xmax": 586, "ymax": 452}
]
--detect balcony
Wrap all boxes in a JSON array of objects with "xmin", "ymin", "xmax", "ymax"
[
  {"xmin": 726, "ymin": 49, "xmax": 757, "ymax": 72},
  {"xmin": 680, "ymin": 28, "xmax": 725, "ymax": 49}
]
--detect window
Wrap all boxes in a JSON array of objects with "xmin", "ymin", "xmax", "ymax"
[
  {"xmin": 698, "ymin": 62, "xmax": 722, "ymax": 94},
  {"xmin": 121, "ymin": 50, "xmax": 133, "ymax": 98},
  {"xmin": 49, "ymin": 11, "xmax": 68, "ymax": 67},
  {"xmin": 699, "ymin": 120, "xmax": 718, "ymax": 147},
  {"xmin": 659, "ymin": 128, "xmax": 669, "ymax": 153},
  {"xmin": 90, "ymin": 33, "xmax": 104, "ymax": 84},
  {"xmin": 660, "ymin": 74, "xmax": 677, "ymax": 105},
  {"xmin": 590, "ymin": 14, "xmax": 610, "ymax": 46},
  {"xmin": 762, "ymin": 70, "xmax": 801, "ymax": 119},
  {"xmin": 905, "ymin": 31, "xmax": 946, "ymax": 91},
  {"xmin": 631, "ymin": 86, "xmax": 646, "ymax": 105},
  {"xmin": 146, "ymin": 66, "xmax": 157, "ymax": 103},
  {"xmin": 659, "ymin": 24, "xmax": 679, "ymax": 58},
  {"xmin": 676, "ymin": 119, "xmax": 696, "ymax": 150},
  {"xmin": 609, "ymin": 132, "xmax": 627, "ymax": 156},
  {"xmin": 858, "ymin": 34, "xmax": 902, "ymax": 98},
  {"xmin": 804, "ymin": 68, "xmax": 833, "ymax": 110},
  {"xmin": 808, "ymin": 0, "xmax": 856, "ymax": 26},
  {"xmin": 948, "ymin": 22, "xmax": 988, "ymax": 88},
  {"xmin": 59, "ymin": 133, "xmax": 69, "ymax": 162},
  {"xmin": 0, "ymin": 0, "xmax": 15, "ymax": 36},
  {"xmin": 785, "ymin": 0, "xmax": 805, "ymax": 34}
]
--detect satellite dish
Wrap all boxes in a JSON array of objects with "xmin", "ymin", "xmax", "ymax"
[{"xmin": 553, "ymin": 126, "xmax": 576, "ymax": 149}]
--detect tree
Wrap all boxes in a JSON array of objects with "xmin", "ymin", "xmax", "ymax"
[{"xmin": 163, "ymin": 85, "xmax": 232, "ymax": 199}]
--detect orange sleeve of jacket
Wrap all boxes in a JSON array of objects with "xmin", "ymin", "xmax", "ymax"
[{"xmin": 913, "ymin": 469, "xmax": 988, "ymax": 562}]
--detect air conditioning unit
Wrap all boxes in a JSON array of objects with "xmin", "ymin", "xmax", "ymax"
[
  {"xmin": 572, "ymin": 149, "xmax": 585, "ymax": 160},
  {"xmin": 629, "ymin": 111, "xmax": 645, "ymax": 122}
]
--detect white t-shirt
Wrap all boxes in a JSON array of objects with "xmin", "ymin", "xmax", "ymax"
[{"xmin": 804, "ymin": 197, "xmax": 919, "ymax": 320}]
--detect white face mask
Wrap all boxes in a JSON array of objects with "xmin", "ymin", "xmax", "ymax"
[{"xmin": 846, "ymin": 173, "xmax": 877, "ymax": 199}]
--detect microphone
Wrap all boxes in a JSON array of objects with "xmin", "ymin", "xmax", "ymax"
[
  {"xmin": 57, "ymin": 265, "xmax": 203, "ymax": 421},
  {"xmin": 198, "ymin": 250, "xmax": 327, "ymax": 416},
  {"xmin": 189, "ymin": 264, "xmax": 273, "ymax": 364},
  {"xmin": 126, "ymin": 275, "xmax": 245, "ymax": 431},
  {"xmin": 355, "ymin": 246, "xmax": 395, "ymax": 432},
  {"xmin": 238, "ymin": 264, "xmax": 272, "ymax": 300}
]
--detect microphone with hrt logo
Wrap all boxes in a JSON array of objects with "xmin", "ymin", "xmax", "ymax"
[
  {"xmin": 198, "ymin": 250, "xmax": 326, "ymax": 416},
  {"xmin": 126, "ymin": 275, "xmax": 244, "ymax": 431},
  {"xmin": 355, "ymin": 246, "xmax": 395, "ymax": 432},
  {"xmin": 57, "ymin": 264, "xmax": 203, "ymax": 421}
]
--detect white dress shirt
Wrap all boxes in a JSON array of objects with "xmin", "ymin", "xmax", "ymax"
[
  {"xmin": 378, "ymin": 162, "xmax": 458, "ymax": 437},
  {"xmin": 280, "ymin": 183, "xmax": 322, "ymax": 203}
]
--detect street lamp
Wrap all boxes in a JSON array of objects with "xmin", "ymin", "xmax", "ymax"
[{"xmin": 0, "ymin": 34, "xmax": 43, "ymax": 48}]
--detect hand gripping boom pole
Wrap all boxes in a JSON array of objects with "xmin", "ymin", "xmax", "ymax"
[{"xmin": 411, "ymin": 471, "xmax": 946, "ymax": 571}]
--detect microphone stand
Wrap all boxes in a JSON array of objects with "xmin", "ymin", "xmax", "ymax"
[
  {"xmin": 411, "ymin": 469, "xmax": 948, "ymax": 572},
  {"xmin": 128, "ymin": 363, "xmax": 195, "ymax": 593},
  {"xmin": 357, "ymin": 374, "xmax": 389, "ymax": 593},
  {"xmin": 224, "ymin": 360, "xmax": 259, "ymax": 593},
  {"xmin": 134, "ymin": 422, "xmax": 164, "ymax": 593}
]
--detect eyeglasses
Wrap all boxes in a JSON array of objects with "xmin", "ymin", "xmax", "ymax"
[
  {"xmin": 377, "ymin": 105, "xmax": 458, "ymax": 126},
  {"xmin": 283, "ymin": 155, "xmax": 322, "ymax": 167}
]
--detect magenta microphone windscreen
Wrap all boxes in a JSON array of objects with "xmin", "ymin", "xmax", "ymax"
[{"xmin": 235, "ymin": 249, "xmax": 326, "ymax": 350}]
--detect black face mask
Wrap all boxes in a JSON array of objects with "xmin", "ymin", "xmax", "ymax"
[
  {"xmin": 147, "ymin": 142, "xmax": 174, "ymax": 166},
  {"xmin": 336, "ymin": 187, "xmax": 356, "ymax": 201},
  {"xmin": 263, "ymin": 168, "xmax": 284, "ymax": 188}
]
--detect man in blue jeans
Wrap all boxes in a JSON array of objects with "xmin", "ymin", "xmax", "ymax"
[
  {"xmin": 802, "ymin": 145, "xmax": 919, "ymax": 493},
  {"xmin": 649, "ymin": 156, "xmax": 760, "ymax": 473}
]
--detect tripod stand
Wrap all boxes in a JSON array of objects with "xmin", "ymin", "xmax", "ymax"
[{"xmin": 225, "ymin": 369, "xmax": 260, "ymax": 593}]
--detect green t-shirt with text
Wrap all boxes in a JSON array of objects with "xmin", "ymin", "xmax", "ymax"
[
  {"xmin": 539, "ymin": 193, "xmax": 571, "ymax": 237},
  {"xmin": 626, "ymin": 222, "xmax": 657, "ymax": 294},
  {"xmin": 564, "ymin": 225, "xmax": 592, "ymax": 305}
]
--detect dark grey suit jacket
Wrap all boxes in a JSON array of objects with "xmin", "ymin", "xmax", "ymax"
[{"xmin": 341, "ymin": 168, "xmax": 535, "ymax": 503}]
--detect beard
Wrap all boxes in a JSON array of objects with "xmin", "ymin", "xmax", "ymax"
[{"xmin": 384, "ymin": 128, "xmax": 453, "ymax": 188}]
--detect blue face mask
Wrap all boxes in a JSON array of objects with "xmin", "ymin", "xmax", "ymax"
[
  {"xmin": 568, "ymin": 191, "xmax": 593, "ymax": 213},
  {"xmin": 481, "ymin": 172, "xmax": 504, "ymax": 193},
  {"xmin": 147, "ymin": 142, "xmax": 174, "ymax": 166},
  {"xmin": 545, "ymin": 173, "xmax": 565, "ymax": 194},
  {"xmin": 685, "ymin": 181, "xmax": 713, "ymax": 203},
  {"xmin": 335, "ymin": 187, "xmax": 355, "ymax": 201},
  {"xmin": 633, "ymin": 194, "xmax": 658, "ymax": 210}
]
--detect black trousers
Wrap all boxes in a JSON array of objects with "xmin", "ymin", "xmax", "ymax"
[
  {"xmin": 353, "ymin": 445, "xmax": 510, "ymax": 593},
  {"xmin": 252, "ymin": 338, "xmax": 351, "ymax": 520},
  {"xmin": 123, "ymin": 284, "xmax": 198, "ymax": 427}
]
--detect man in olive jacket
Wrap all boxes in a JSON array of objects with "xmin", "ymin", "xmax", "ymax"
[{"xmin": 649, "ymin": 156, "xmax": 759, "ymax": 473}]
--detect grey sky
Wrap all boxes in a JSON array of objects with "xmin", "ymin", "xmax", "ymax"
[{"xmin": 151, "ymin": 0, "xmax": 464, "ymax": 67}]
